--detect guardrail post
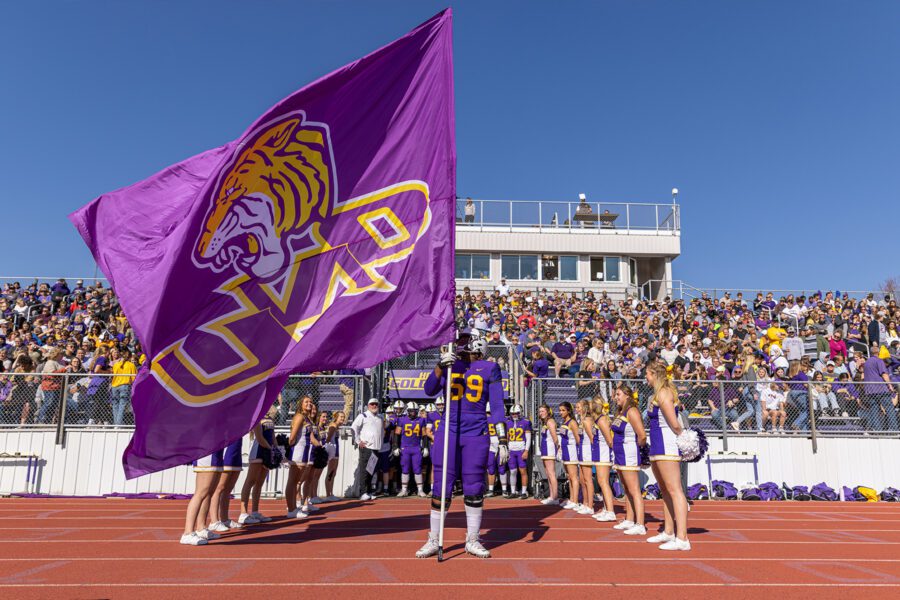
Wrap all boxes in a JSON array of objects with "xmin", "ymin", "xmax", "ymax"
[
  {"xmin": 807, "ymin": 381, "xmax": 818, "ymax": 454},
  {"xmin": 718, "ymin": 379, "xmax": 728, "ymax": 451},
  {"xmin": 56, "ymin": 374, "xmax": 70, "ymax": 446}
]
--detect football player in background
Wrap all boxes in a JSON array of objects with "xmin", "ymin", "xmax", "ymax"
[
  {"xmin": 395, "ymin": 401, "xmax": 428, "ymax": 497},
  {"xmin": 506, "ymin": 404, "xmax": 532, "ymax": 499},
  {"xmin": 485, "ymin": 404, "xmax": 509, "ymax": 497}
]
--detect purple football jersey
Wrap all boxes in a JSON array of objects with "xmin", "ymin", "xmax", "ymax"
[
  {"xmin": 397, "ymin": 415, "xmax": 426, "ymax": 448},
  {"xmin": 424, "ymin": 359, "xmax": 505, "ymax": 436}
]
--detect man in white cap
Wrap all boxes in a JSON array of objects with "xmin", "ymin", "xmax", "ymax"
[{"xmin": 350, "ymin": 398, "xmax": 385, "ymax": 500}]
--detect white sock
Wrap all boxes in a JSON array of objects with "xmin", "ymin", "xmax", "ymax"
[
  {"xmin": 430, "ymin": 509, "xmax": 442, "ymax": 539},
  {"xmin": 464, "ymin": 504, "xmax": 482, "ymax": 538},
  {"xmin": 401, "ymin": 473, "xmax": 409, "ymax": 490},
  {"xmin": 414, "ymin": 474, "xmax": 423, "ymax": 488},
  {"xmin": 500, "ymin": 473, "xmax": 508, "ymax": 492}
]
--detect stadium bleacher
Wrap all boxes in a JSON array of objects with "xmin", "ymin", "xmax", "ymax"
[{"xmin": 1, "ymin": 278, "xmax": 898, "ymax": 434}]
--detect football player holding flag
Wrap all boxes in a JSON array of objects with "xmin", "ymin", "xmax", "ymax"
[{"xmin": 416, "ymin": 332, "xmax": 507, "ymax": 559}]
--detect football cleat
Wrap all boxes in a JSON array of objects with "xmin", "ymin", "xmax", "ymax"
[
  {"xmin": 465, "ymin": 534, "xmax": 491, "ymax": 558},
  {"xmin": 415, "ymin": 535, "xmax": 440, "ymax": 558},
  {"xmin": 397, "ymin": 489, "xmax": 409, "ymax": 497}
]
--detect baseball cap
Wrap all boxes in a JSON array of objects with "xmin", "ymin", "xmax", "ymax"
[
  {"xmin": 367, "ymin": 398, "xmax": 379, "ymax": 406},
  {"xmin": 826, "ymin": 360, "xmax": 835, "ymax": 366}
]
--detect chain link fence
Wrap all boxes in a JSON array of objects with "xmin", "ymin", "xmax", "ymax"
[
  {"xmin": 0, "ymin": 373, "xmax": 368, "ymax": 429},
  {"xmin": 525, "ymin": 377, "xmax": 900, "ymax": 439}
]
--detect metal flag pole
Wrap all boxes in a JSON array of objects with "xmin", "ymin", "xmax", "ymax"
[{"xmin": 437, "ymin": 343, "xmax": 453, "ymax": 562}]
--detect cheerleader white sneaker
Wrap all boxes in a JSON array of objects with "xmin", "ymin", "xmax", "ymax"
[
  {"xmin": 415, "ymin": 535, "xmax": 440, "ymax": 558},
  {"xmin": 624, "ymin": 524, "xmax": 647, "ymax": 536},
  {"xmin": 207, "ymin": 521, "xmax": 229, "ymax": 533},
  {"xmin": 593, "ymin": 511, "xmax": 617, "ymax": 522},
  {"xmin": 647, "ymin": 531, "xmax": 675, "ymax": 544},
  {"xmin": 540, "ymin": 497, "xmax": 557, "ymax": 505},
  {"xmin": 562, "ymin": 500, "xmax": 579, "ymax": 510},
  {"xmin": 465, "ymin": 534, "xmax": 491, "ymax": 558},
  {"xmin": 659, "ymin": 537, "xmax": 692, "ymax": 551},
  {"xmin": 613, "ymin": 520, "xmax": 635, "ymax": 530},
  {"xmin": 196, "ymin": 528, "xmax": 220, "ymax": 540},
  {"xmin": 238, "ymin": 513, "xmax": 259, "ymax": 525},
  {"xmin": 223, "ymin": 519, "xmax": 242, "ymax": 529},
  {"xmin": 179, "ymin": 532, "xmax": 207, "ymax": 546},
  {"xmin": 576, "ymin": 505, "xmax": 594, "ymax": 515}
]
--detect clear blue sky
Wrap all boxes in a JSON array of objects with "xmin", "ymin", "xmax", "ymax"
[{"xmin": 2, "ymin": 1, "xmax": 898, "ymax": 290}]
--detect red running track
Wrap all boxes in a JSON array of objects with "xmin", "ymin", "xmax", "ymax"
[{"xmin": 1, "ymin": 497, "xmax": 899, "ymax": 599}]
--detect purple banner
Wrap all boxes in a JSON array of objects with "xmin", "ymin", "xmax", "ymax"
[{"xmin": 69, "ymin": 10, "xmax": 456, "ymax": 478}]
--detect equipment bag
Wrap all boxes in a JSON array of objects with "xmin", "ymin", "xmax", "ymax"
[
  {"xmin": 686, "ymin": 483, "xmax": 709, "ymax": 501},
  {"xmin": 644, "ymin": 483, "xmax": 661, "ymax": 500},
  {"xmin": 880, "ymin": 487, "xmax": 900, "ymax": 502},
  {"xmin": 711, "ymin": 480, "xmax": 738, "ymax": 500},
  {"xmin": 757, "ymin": 482, "xmax": 784, "ymax": 501},
  {"xmin": 810, "ymin": 482, "xmax": 838, "ymax": 501}
]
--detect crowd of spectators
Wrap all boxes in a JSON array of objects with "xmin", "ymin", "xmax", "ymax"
[
  {"xmin": 456, "ymin": 286, "xmax": 900, "ymax": 432},
  {"xmin": 0, "ymin": 279, "xmax": 140, "ymax": 425},
  {"xmin": 0, "ymin": 279, "xmax": 362, "ymax": 427},
  {"xmin": 2, "ymin": 277, "xmax": 899, "ymax": 432}
]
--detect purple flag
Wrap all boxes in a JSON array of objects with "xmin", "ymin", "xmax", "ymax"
[{"xmin": 69, "ymin": 10, "xmax": 455, "ymax": 478}]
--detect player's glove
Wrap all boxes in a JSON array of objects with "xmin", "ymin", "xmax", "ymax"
[
  {"xmin": 439, "ymin": 351, "xmax": 457, "ymax": 369},
  {"xmin": 422, "ymin": 447, "xmax": 430, "ymax": 458},
  {"xmin": 392, "ymin": 447, "xmax": 400, "ymax": 457},
  {"xmin": 498, "ymin": 443, "xmax": 509, "ymax": 465}
]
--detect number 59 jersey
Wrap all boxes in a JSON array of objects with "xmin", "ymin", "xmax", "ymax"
[{"xmin": 424, "ymin": 359, "xmax": 505, "ymax": 437}]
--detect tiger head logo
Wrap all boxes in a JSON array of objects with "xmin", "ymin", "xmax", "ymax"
[{"xmin": 193, "ymin": 111, "xmax": 336, "ymax": 280}]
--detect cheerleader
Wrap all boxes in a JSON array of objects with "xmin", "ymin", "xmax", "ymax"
[
  {"xmin": 285, "ymin": 396, "xmax": 317, "ymax": 518},
  {"xmin": 575, "ymin": 400, "xmax": 596, "ymax": 515},
  {"xmin": 537, "ymin": 404, "xmax": 559, "ymax": 505},
  {"xmin": 646, "ymin": 361, "xmax": 691, "ymax": 550},
  {"xmin": 239, "ymin": 405, "xmax": 278, "ymax": 525},
  {"xmin": 299, "ymin": 404, "xmax": 323, "ymax": 513},
  {"xmin": 611, "ymin": 384, "xmax": 647, "ymax": 536},
  {"xmin": 323, "ymin": 411, "xmax": 346, "ymax": 501},
  {"xmin": 208, "ymin": 437, "xmax": 244, "ymax": 532},
  {"xmin": 557, "ymin": 402, "xmax": 581, "ymax": 510},
  {"xmin": 306, "ymin": 409, "xmax": 331, "ymax": 507},
  {"xmin": 181, "ymin": 448, "xmax": 223, "ymax": 545},
  {"xmin": 590, "ymin": 397, "xmax": 617, "ymax": 522}
]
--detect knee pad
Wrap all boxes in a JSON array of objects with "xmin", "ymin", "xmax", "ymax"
[
  {"xmin": 464, "ymin": 494, "xmax": 484, "ymax": 509},
  {"xmin": 431, "ymin": 496, "xmax": 451, "ymax": 511}
]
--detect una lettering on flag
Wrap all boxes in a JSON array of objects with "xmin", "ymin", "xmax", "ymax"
[{"xmin": 69, "ymin": 10, "xmax": 456, "ymax": 479}]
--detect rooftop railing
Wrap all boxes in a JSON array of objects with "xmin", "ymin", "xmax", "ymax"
[{"xmin": 455, "ymin": 198, "xmax": 679, "ymax": 233}]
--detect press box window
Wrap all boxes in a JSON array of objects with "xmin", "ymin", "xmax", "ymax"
[
  {"xmin": 541, "ymin": 255, "xmax": 577, "ymax": 281},
  {"xmin": 590, "ymin": 256, "xmax": 621, "ymax": 282},
  {"xmin": 455, "ymin": 254, "xmax": 490, "ymax": 279},
  {"xmin": 501, "ymin": 255, "xmax": 538, "ymax": 280}
]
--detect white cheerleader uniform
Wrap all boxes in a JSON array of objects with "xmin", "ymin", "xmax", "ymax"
[
  {"xmin": 539, "ymin": 421, "xmax": 557, "ymax": 460},
  {"xmin": 648, "ymin": 398, "xmax": 681, "ymax": 463},
  {"xmin": 559, "ymin": 419, "xmax": 579, "ymax": 465}
]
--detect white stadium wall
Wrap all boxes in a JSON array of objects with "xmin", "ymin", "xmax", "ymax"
[{"xmin": 2, "ymin": 428, "xmax": 898, "ymax": 496}]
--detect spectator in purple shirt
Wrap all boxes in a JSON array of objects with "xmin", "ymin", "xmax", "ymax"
[
  {"xmin": 550, "ymin": 334, "xmax": 575, "ymax": 378},
  {"xmin": 860, "ymin": 345, "xmax": 898, "ymax": 431}
]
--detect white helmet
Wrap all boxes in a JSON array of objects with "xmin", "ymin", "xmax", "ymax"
[
  {"xmin": 510, "ymin": 404, "xmax": 523, "ymax": 416},
  {"xmin": 435, "ymin": 398, "xmax": 445, "ymax": 407},
  {"xmin": 406, "ymin": 401, "xmax": 419, "ymax": 413},
  {"xmin": 425, "ymin": 403, "xmax": 436, "ymax": 412},
  {"xmin": 392, "ymin": 400, "xmax": 405, "ymax": 412}
]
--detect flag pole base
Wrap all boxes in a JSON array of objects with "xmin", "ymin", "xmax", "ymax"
[{"xmin": 437, "ymin": 546, "xmax": 444, "ymax": 562}]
